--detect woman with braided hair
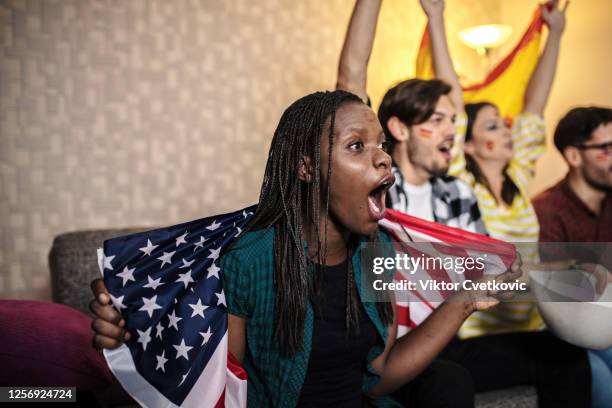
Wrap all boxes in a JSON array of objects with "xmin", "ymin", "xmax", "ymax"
[{"xmin": 88, "ymin": 90, "xmax": 519, "ymax": 407}]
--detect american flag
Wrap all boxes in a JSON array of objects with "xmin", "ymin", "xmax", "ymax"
[
  {"xmin": 97, "ymin": 206, "xmax": 255, "ymax": 408},
  {"xmin": 380, "ymin": 209, "xmax": 517, "ymax": 337},
  {"xmin": 96, "ymin": 205, "xmax": 515, "ymax": 406}
]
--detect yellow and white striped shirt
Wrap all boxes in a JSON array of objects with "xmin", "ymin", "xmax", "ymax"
[{"xmin": 450, "ymin": 113, "xmax": 546, "ymax": 338}]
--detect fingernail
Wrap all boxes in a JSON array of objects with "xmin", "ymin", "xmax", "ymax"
[
  {"xmin": 119, "ymin": 319, "xmax": 125, "ymax": 327},
  {"xmin": 125, "ymin": 332, "xmax": 131, "ymax": 340}
]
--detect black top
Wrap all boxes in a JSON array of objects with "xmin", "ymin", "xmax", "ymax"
[{"xmin": 297, "ymin": 260, "xmax": 378, "ymax": 407}]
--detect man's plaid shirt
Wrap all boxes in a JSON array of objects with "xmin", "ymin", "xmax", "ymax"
[{"xmin": 386, "ymin": 166, "xmax": 488, "ymax": 235}]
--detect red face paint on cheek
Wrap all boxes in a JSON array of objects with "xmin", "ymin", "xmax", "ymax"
[
  {"xmin": 485, "ymin": 141, "xmax": 495, "ymax": 151},
  {"xmin": 504, "ymin": 116, "xmax": 513, "ymax": 129},
  {"xmin": 418, "ymin": 128, "xmax": 433, "ymax": 138},
  {"xmin": 594, "ymin": 151, "xmax": 608, "ymax": 162}
]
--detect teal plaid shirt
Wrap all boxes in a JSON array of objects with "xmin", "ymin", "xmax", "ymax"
[{"xmin": 220, "ymin": 227, "xmax": 402, "ymax": 407}]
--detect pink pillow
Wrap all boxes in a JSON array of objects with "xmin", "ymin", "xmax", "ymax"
[{"xmin": 0, "ymin": 300, "xmax": 114, "ymax": 389}]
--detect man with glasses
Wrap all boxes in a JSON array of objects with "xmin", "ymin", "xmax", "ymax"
[
  {"xmin": 532, "ymin": 106, "xmax": 612, "ymax": 408},
  {"xmin": 533, "ymin": 106, "xmax": 612, "ymax": 242}
]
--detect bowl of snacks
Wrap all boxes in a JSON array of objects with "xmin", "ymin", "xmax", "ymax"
[{"xmin": 530, "ymin": 268, "xmax": 612, "ymax": 350}]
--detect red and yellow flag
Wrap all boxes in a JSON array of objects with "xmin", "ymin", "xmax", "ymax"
[{"xmin": 416, "ymin": 8, "xmax": 544, "ymax": 118}]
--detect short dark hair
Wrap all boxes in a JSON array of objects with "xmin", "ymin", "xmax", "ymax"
[
  {"xmin": 554, "ymin": 107, "xmax": 612, "ymax": 154},
  {"xmin": 378, "ymin": 79, "xmax": 452, "ymax": 153}
]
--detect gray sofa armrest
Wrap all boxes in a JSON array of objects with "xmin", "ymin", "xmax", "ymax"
[{"xmin": 49, "ymin": 228, "xmax": 144, "ymax": 315}]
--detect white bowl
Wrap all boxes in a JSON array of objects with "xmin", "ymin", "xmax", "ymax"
[{"xmin": 530, "ymin": 269, "xmax": 612, "ymax": 350}]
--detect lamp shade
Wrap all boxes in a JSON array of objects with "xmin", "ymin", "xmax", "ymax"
[{"xmin": 459, "ymin": 24, "xmax": 513, "ymax": 53}]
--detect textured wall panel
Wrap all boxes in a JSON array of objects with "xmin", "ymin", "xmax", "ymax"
[{"xmin": 0, "ymin": 0, "xmax": 495, "ymax": 300}]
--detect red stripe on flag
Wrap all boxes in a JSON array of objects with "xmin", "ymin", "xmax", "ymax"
[
  {"xmin": 389, "ymin": 231, "xmax": 455, "ymax": 303},
  {"xmin": 463, "ymin": 8, "xmax": 543, "ymax": 92},
  {"xmin": 396, "ymin": 304, "xmax": 418, "ymax": 329},
  {"xmin": 404, "ymin": 243, "xmax": 455, "ymax": 298},
  {"xmin": 214, "ymin": 352, "xmax": 248, "ymax": 408},
  {"xmin": 390, "ymin": 239, "xmax": 440, "ymax": 308},
  {"xmin": 429, "ymin": 243, "xmax": 485, "ymax": 281},
  {"xmin": 418, "ymin": 24, "xmax": 430, "ymax": 53},
  {"xmin": 214, "ymin": 391, "xmax": 225, "ymax": 408},
  {"xmin": 228, "ymin": 352, "xmax": 247, "ymax": 380}
]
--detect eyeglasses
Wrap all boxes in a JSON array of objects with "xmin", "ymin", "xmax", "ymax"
[{"xmin": 576, "ymin": 141, "xmax": 612, "ymax": 153}]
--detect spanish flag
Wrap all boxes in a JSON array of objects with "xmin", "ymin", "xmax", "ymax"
[{"xmin": 416, "ymin": 8, "xmax": 544, "ymax": 118}]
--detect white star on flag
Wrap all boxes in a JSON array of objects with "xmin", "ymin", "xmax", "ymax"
[
  {"xmin": 102, "ymin": 252, "xmax": 115, "ymax": 271},
  {"xmin": 175, "ymin": 231, "xmax": 189, "ymax": 247},
  {"xmin": 215, "ymin": 290, "xmax": 226, "ymax": 307},
  {"xmin": 179, "ymin": 258, "xmax": 195, "ymax": 269},
  {"xmin": 139, "ymin": 239, "xmax": 158, "ymax": 257},
  {"xmin": 188, "ymin": 298, "xmax": 208, "ymax": 318},
  {"xmin": 143, "ymin": 275, "xmax": 164, "ymax": 290},
  {"xmin": 110, "ymin": 294, "xmax": 127, "ymax": 311},
  {"xmin": 207, "ymin": 263, "xmax": 220, "ymax": 280},
  {"xmin": 193, "ymin": 236, "xmax": 207, "ymax": 252},
  {"xmin": 157, "ymin": 251, "xmax": 176, "ymax": 268},
  {"xmin": 116, "ymin": 266, "xmax": 136, "ymax": 286},
  {"xmin": 137, "ymin": 327, "xmax": 152, "ymax": 351},
  {"xmin": 243, "ymin": 209, "xmax": 252, "ymax": 218},
  {"xmin": 208, "ymin": 247, "xmax": 221, "ymax": 261},
  {"xmin": 139, "ymin": 295, "xmax": 162, "ymax": 318},
  {"xmin": 155, "ymin": 322, "xmax": 164, "ymax": 339},
  {"xmin": 156, "ymin": 350, "xmax": 168, "ymax": 372},
  {"xmin": 235, "ymin": 226, "xmax": 242, "ymax": 237},
  {"xmin": 200, "ymin": 327, "xmax": 213, "ymax": 346},
  {"xmin": 206, "ymin": 219, "xmax": 221, "ymax": 231},
  {"xmin": 173, "ymin": 339, "xmax": 193, "ymax": 360},
  {"xmin": 175, "ymin": 270, "xmax": 194, "ymax": 288},
  {"xmin": 167, "ymin": 310, "xmax": 182, "ymax": 330}
]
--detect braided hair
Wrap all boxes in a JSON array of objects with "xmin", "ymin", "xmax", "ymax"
[{"xmin": 248, "ymin": 90, "xmax": 393, "ymax": 355}]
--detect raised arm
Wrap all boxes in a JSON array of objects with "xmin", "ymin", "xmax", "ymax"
[
  {"xmin": 421, "ymin": 0, "xmax": 464, "ymax": 113},
  {"xmin": 336, "ymin": 0, "xmax": 382, "ymax": 103},
  {"xmin": 522, "ymin": 0, "xmax": 568, "ymax": 115}
]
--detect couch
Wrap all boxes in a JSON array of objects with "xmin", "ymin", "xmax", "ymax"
[{"xmin": 48, "ymin": 228, "xmax": 538, "ymax": 408}]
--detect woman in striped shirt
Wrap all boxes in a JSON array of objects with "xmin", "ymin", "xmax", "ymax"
[
  {"xmin": 450, "ymin": 104, "xmax": 547, "ymax": 337},
  {"xmin": 424, "ymin": 0, "xmax": 567, "ymax": 338}
]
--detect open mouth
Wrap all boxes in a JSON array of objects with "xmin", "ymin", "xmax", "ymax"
[
  {"xmin": 367, "ymin": 174, "xmax": 394, "ymax": 221},
  {"xmin": 437, "ymin": 141, "xmax": 453, "ymax": 159}
]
